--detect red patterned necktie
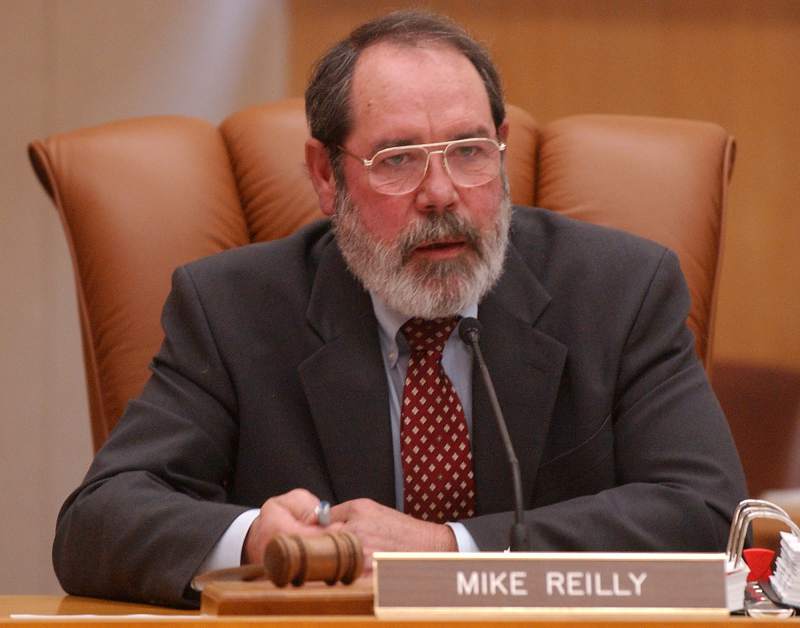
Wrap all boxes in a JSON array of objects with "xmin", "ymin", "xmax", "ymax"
[{"xmin": 400, "ymin": 317, "xmax": 476, "ymax": 523}]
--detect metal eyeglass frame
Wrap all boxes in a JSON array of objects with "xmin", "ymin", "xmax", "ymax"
[{"xmin": 337, "ymin": 137, "xmax": 506, "ymax": 196}]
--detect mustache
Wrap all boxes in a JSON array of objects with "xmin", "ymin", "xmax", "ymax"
[{"xmin": 398, "ymin": 212, "xmax": 481, "ymax": 264}]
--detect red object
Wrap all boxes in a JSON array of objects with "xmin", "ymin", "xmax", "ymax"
[
  {"xmin": 743, "ymin": 548, "xmax": 776, "ymax": 581},
  {"xmin": 400, "ymin": 317, "xmax": 476, "ymax": 523}
]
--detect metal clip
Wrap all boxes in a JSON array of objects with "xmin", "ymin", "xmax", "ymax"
[
  {"xmin": 726, "ymin": 499, "xmax": 799, "ymax": 618},
  {"xmin": 726, "ymin": 499, "xmax": 800, "ymax": 567}
]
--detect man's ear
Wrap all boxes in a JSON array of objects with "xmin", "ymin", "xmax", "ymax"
[
  {"xmin": 306, "ymin": 138, "xmax": 337, "ymax": 216},
  {"xmin": 498, "ymin": 118, "xmax": 509, "ymax": 144}
]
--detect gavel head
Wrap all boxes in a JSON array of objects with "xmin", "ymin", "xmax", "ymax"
[{"xmin": 264, "ymin": 532, "xmax": 364, "ymax": 587}]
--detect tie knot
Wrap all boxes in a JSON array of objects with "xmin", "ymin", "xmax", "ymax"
[{"xmin": 401, "ymin": 317, "xmax": 459, "ymax": 355}]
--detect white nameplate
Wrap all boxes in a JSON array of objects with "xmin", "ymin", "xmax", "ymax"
[{"xmin": 373, "ymin": 551, "xmax": 728, "ymax": 619}]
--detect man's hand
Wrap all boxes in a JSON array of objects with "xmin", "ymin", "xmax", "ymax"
[
  {"xmin": 242, "ymin": 488, "xmax": 340, "ymax": 565},
  {"xmin": 330, "ymin": 498, "xmax": 457, "ymax": 568}
]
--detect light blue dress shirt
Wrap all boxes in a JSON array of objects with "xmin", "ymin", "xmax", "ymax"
[
  {"xmin": 199, "ymin": 294, "xmax": 480, "ymax": 573},
  {"xmin": 369, "ymin": 293, "xmax": 479, "ymax": 551}
]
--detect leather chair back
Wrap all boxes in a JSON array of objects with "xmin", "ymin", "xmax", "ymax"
[{"xmin": 29, "ymin": 99, "xmax": 734, "ymax": 450}]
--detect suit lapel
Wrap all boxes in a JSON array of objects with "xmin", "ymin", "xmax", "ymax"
[
  {"xmin": 472, "ymin": 243, "xmax": 567, "ymax": 515},
  {"xmin": 298, "ymin": 242, "xmax": 396, "ymax": 508},
  {"xmin": 296, "ymin": 233, "xmax": 567, "ymax": 515}
]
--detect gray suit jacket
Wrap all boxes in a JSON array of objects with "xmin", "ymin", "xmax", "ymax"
[{"xmin": 53, "ymin": 207, "xmax": 747, "ymax": 607}]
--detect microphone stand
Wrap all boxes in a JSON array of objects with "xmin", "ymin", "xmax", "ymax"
[{"xmin": 460, "ymin": 318, "xmax": 530, "ymax": 551}]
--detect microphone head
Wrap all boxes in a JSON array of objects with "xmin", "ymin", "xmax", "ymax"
[{"xmin": 459, "ymin": 316, "xmax": 482, "ymax": 344}]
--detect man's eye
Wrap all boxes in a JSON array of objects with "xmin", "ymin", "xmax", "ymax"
[
  {"xmin": 378, "ymin": 152, "xmax": 413, "ymax": 168},
  {"xmin": 453, "ymin": 144, "xmax": 483, "ymax": 158}
]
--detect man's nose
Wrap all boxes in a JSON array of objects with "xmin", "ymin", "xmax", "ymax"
[{"xmin": 415, "ymin": 152, "xmax": 457, "ymax": 211}]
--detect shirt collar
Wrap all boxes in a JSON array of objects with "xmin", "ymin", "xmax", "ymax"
[{"xmin": 369, "ymin": 291, "xmax": 478, "ymax": 368}]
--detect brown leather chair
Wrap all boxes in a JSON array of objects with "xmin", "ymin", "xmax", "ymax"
[
  {"xmin": 28, "ymin": 98, "xmax": 734, "ymax": 452},
  {"xmin": 713, "ymin": 364, "xmax": 800, "ymax": 498}
]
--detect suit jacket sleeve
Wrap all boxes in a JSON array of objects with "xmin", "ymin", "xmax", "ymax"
[
  {"xmin": 463, "ymin": 249, "xmax": 748, "ymax": 551},
  {"xmin": 52, "ymin": 266, "xmax": 249, "ymax": 608}
]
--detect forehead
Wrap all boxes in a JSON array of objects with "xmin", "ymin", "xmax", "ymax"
[{"xmin": 348, "ymin": 41, "xmax": 494, "ymax": 150}]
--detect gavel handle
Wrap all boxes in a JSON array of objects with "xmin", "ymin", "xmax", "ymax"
[{"xmin": 191, "ymin": 564, "xmax": 266, "ymax": 592}]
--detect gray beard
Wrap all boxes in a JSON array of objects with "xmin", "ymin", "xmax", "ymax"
[{"xmin": 332, "ymin": 178, "xmax": 512, "ymax": 319}]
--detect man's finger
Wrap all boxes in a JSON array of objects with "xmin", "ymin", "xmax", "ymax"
[{"xmin": 328, "ymin": 501, "xmax": 352, "ymax": 523}]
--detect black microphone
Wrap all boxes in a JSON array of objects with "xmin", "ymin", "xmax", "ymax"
[{"xmin": 459, "ymin": 317, "xmax": 530, "ymax": 551}]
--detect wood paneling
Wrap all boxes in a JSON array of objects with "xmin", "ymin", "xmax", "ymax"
[{"xmin": 288, "ymin": 0, "xmax": 800, "ymax": 372}]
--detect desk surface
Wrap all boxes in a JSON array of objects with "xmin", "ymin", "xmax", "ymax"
[
  {"xmin": 1, "ymin": 596, "xmax": 798, "ymax": 625},
  {"xmin": 0, "ymin": 595, "xmax": 189, "ymax": 616}
]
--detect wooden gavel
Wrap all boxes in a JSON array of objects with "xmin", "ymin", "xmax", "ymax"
[
  {"xmin": 264, "ymin": 532, "xmax": 363, "ymax": 587},
  {"xmin": 192, "ymin": 532, "xmax": 364, "ymax": 591}
]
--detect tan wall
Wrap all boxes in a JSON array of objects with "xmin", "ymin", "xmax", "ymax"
[
  {"xmin": 0, "ymin": 0, "xmax": 288, "ymax": 595},
  {"xmin": 288, "ymin": 0, "xmax": 800, "ymax": 373}
]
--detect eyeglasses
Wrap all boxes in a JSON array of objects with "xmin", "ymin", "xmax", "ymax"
[{"xmin": 338, "ymin": 137, "xmax": 506, "ymax": 196}]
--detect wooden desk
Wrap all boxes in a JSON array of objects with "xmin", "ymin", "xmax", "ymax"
[
  {"xmin": 1, "ymin": 596, "xmax": 798, "ymax": 625},
  {"xmin": 0, "ymin": 595, "xmax": 191, "ymax": 620}
]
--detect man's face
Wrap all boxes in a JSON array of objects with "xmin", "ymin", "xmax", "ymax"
[{"xmin": 329, "ymin": 42, "xmax": 510, "ymax": 318}]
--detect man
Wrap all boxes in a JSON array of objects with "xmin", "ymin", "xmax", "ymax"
[{"xmin": 53, "ymin": 11, "xmax": 747, "ymax": 608}]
